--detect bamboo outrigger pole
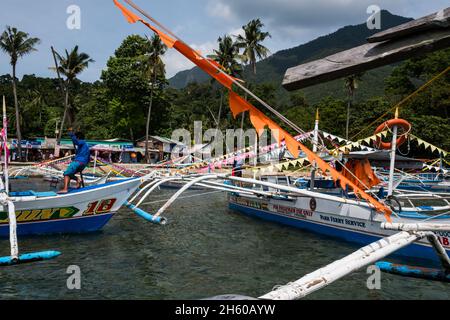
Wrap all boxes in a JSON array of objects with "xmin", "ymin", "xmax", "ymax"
[
  {"xmin": 0, "ymin": 96, "xmax": 61, "ymax": 266},
  {"xmin": 387, "ymin": 108, "xmax": 400, "ymax": 196},
  {"xmin": 113, "ymin": 0, "xmax": 393, "ymax": 219}
]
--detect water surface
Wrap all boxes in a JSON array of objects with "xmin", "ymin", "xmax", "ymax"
[{"xmin": 1, "ymin": 179, "xmax": 449, "ymax": 300}]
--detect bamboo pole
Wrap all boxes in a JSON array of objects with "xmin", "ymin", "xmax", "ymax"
[
  {"xmin": 227, "ymin": 175, "xmax": 361, "ymax": 206},
  {"xmin": 382, "ymin": 222, "xmax": 450, "ymax": 232},
  {"xmin": 128, "ymin": 178, "xmax": 163, "ymax": 204},
  {"xmin": 388, "ymin": 108, "xmax": 399, "ymax": 196},
  {"xmin": 51, "ymin": 46, "xmax": 69, "ymax": 144},
  {"xmin": 119, "ymin": 0, "xmax": 390, "ymax": 217},
  {"xmin": 260, "ymin": 231, "xmax": 426, "ymax": 300},
  {"xmin": 7, "ymin": 200, "xmax": 18, "ymax": 260},
  {"xmin": 152, "ymin": 174, "xmax": 219, "ymax": 219},
  {"xmin": 426, "ymin": 233, "xmax": 450, "ymax": 272},
  {"xmin": 134, "ymin": 177, "xmax": 183, "ymax": 207},
  {"xmin": 3, "ymin": 96, "xmax": 9, "ymax": 194},
  {"xmin": 123, "ymin": 0, "xmax": 305, "ymax": 136}
]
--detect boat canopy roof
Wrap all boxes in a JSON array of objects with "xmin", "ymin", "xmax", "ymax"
[{"xmin": 344, "ymin": 151, "xmax": 423, "ymax": 169}]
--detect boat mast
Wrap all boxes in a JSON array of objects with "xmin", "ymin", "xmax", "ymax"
[
  {"xmin": 2, "ymin": 96, "xmax": 9, "ymax": 194},
  {"xmin": 310, "ymin": 109, "xmax": 319, "ymax": 190},
  {"xmin": 387, "ymin": 108, "xmax": 399, "ymax": 197}
]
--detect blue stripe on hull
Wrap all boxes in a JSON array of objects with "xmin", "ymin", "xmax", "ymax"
[
  {"xmin": 229, "ymin": 202, "xmax": 448, "ymax": 264},
  {"xmin": 0, "ymin": 213, "xmax": 114, "ymax": 237}
]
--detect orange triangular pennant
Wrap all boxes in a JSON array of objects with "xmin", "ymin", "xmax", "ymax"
[{"xmin": 114, "ymin": 0, "xmax": 176, "ymax": 48}]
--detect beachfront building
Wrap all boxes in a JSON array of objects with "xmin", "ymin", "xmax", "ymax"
[
  {"xmin": 136, "ymin": 136, "xmax": 187, "ymax": 164},
  {"xmin": 10, "ymin": 137, "xmax": 143, "ymax": 164}
]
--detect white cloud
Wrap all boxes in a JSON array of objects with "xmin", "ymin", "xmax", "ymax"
[
  {"xmin": 163, "ymin": 50, "xmax": 194, "ymax": 78},
  {"xmin": 206, "ymin": 2, "xmax": 234, "ymax": 20},
  {"xmin": 163, "ymin": 41, "xmax": 217, "ymax": 77},
  {"xmin": 206, "ymin": 0, "xmax": 449, "ymax": 29},
  {"xmin": 167, "ymin": 0, "xmax": 450, "ymax": 77},
  {"xmin": 227, "ymin": 27, "xmax": 244, "ymax": 38}
]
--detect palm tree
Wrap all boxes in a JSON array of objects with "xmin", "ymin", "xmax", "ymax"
[
  {"xmin": 344, "ymin": 74, "xmax": 363, "ymax": 140},
  {"xmin": 53, "ymin": 45, "xmax": 94, "ymax": 140},
  {"xmin": 0, "ymin": 26, "xmax": 40, "ymax": 160},
  {"xmin": 143, "ymin": 35, "xmax": 166, "ymax": 163},
  {"xmin": 21, "ymin": 87, "xmax": 47, "ymax": 133},
  {"xmin": 235, "ymin": 19, "xmax": 271, "ymax": 75},
  {"xmin": 208, "ymin": 35, "xmax": 242, "ymax": 130},
  {"xmin": 235, "ymin": 19, "xmax": 271, "ymax": 129}
]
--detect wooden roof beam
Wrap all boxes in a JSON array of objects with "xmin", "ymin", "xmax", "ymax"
[{"xmin": 282, "ymin": 8, "xmax": 450, "ymax": 91}]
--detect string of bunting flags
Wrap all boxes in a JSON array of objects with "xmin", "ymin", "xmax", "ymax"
[
  {"xmin": 335, "ymin": 131, "xmax": 389, "ymax": 152},
  {"xmin": 178, "ymin": 132, "xmax": 314, "ymax": 173},
  {"xmin": 251, "ymin": 157, "xmax": 311, "ymax": 174},
  {"xmin": 331, "ymin": 132, "xmax": 449, "ymax": 157},
  {"xmin": 422, "ymin": 163, "xmax": 449, "ymax": 174},
  {"xmin": 410, "ymin": 135, "xmax": 448, "ymax": 157}
]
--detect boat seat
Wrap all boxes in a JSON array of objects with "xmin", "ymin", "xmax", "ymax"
[{"xmin": 10, "ymin": 190, "xmax": 58, "ymax": 198}]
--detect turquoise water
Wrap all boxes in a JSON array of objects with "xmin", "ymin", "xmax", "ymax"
[{"xmin": 0, "ymin": 179, "xmax": 449, "ymax": 300}]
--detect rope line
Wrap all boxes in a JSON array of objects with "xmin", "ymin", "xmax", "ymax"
[{"xmin": 349, "ymin": 66, "xmax": 450, "ymax": 141}]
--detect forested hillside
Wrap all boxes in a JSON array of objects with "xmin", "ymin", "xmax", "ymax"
[
  {"xmin": 169, "ymin": 10, "xmax": 412, "ymax": 104},
  {"xmin": 0, "ymin": 11, "xmax": 448, "ymax": 157}
]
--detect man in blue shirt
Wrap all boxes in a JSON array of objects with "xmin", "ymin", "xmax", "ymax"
[{"xmin": 58, "ymin": 130, "xmax": 90, "ymax": 194}]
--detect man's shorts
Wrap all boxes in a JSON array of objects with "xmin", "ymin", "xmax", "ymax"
[
  {"xmin": 64, "ymin": 161, "xmax": 86, "ymax": 179},
  {"xmin": 232, "ymin": 168, "xmax": 243, "ymax": 177}
]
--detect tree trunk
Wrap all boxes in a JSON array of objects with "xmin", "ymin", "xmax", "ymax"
[
  {"xmin": 346, "ymin": 90, "xmax": 354, "ymax": 140},
  {"xmin": 11, "ymin": 64, "xmax": 22, "ymax": 161},
  {"xmin": 58, "ymin": 85, "xmax": 70, "ymax": 142},
  {"xmin": 145, "ymin": 73, "xmax": 156, "ymax": 164},
  {"xmin": 216, "ymin": 89, "xmax": 224, "ymax": 131},
  {"xmin": 240, "ymin": 91, "xmax": 248, "ymax": 131}
]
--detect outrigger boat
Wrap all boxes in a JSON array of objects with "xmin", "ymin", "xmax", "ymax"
[
  {"xmin": 227, "ymin": 177, "xmax": 450, "ymax": 262},
  {"xmin": 0, "ymin": 96, "xmax": 154, "ymax": 244},
  {"xmin": 1, "ymin": 178, "xmax": 142, "ymax": 237},
  {"xmin": 228, "ymin": 114, "xmax": 450, "ymax": 263},
  {"xmin": 108, "ymin": 0, "xmax": 450, "ymax": 266}
]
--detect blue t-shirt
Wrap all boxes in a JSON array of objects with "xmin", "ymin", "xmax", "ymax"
[{"xmin": 70, "ymin": 133, "xmax": 90, "ymax": 165}]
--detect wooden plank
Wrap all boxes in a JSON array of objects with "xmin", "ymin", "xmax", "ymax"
[
  {"xmin": 367, "ymin": 7, "xmax": 450, "ymax": 43},
  {"xmin": 282, "ymin": 29, "xmax": 450, "ymax": 91}
]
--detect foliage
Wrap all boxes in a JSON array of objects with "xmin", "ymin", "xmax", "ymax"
[
  {"xmin": 0, "ymin": 26, "xmax": 40, "ymax": 66},
  {"xmin": 208, "ymin": 35, "xmax": 243, "ymax": 78},
  {"xmin": 235, "ymin": 19, "xmax": 271, "ymax": 75},
  {"xmin": 0, "ymin": 19, "xmax": 448, "ymax": 161}
]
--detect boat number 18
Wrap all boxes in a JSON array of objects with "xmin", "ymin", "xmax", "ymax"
[
  {"xmin": 84, "ymin": 199, "xmax": 117, "ymax": 215},
  {"xmin": 438, "ymin": 236, "xmax": 450, "ymax": 247}
]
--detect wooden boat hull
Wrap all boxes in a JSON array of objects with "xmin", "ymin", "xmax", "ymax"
[
  {"xmin": 229, "ymin": 194, "xmax": 450, "ymax": 263},
  {"xmin": 0, "ymin": 178, "xmax": 142, "ymax": 237}
]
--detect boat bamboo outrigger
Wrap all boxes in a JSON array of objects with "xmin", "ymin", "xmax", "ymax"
[
  {"xmin": 0, "ymin": 96, "xmax": 61, "ymax": 266},
  {"xmin": 111, "ymin": 2, "xmax": 450, "ymax": 289}
]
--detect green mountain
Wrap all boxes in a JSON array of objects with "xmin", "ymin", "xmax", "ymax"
[{"xmin": 168, "ymin": 10, "xmax": 412, "ymax": 104}]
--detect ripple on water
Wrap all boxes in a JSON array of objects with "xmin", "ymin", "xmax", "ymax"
[{"xmin": 1, "ymin": 179, "xmax": 449, "ymax": 299}]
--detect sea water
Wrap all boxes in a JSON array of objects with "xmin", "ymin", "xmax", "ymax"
[{"xmin": 0, "ymin": 178, "xmax": 448, "ymax": 300}]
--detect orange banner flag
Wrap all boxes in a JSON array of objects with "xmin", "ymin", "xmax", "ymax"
[
  {"xmin": 113, "ymin": 0, "xmax": 176, "ymax": 48},
  {"xmin": 173, "ymin": 41, "xmax": 234, "ymax": 89},
  {"xmin": 112, "ymin": 0, "xmax": 391, "ymax": 221},
  {"xmin": 113, "ymin": 0, "xmax": 233, "ymax": 88},
  {"xmin": 228, "ymin": 91, "xmax": 392, "ymax": 220}
]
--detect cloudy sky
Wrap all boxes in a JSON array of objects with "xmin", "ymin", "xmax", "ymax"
[{"xmin": 0, "ymin": 0, "xmax": 448, "ymax": 82}]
